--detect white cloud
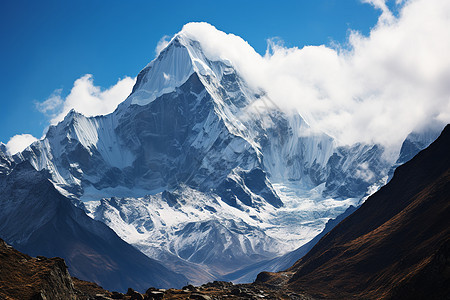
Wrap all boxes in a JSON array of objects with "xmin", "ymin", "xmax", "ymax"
[
  {"xmin": 155, "ymin": 35, "xmax": 171, "ymax": 56},
  {"xmin": 37, "ymin": 74, "xmax": 135, "ymax": 124},
  {"xmin": 6, "ymin": 134, "xmax": 38, "ymax": 155},
  {"xmin": 36, "ymin": 89, "xmax": 63, "ymax": 114},
  {"xmin": 178, "ymin": 0, "xmax": 450, "ymax": 159},
  {"xmin": 361, "ymin": 0, "xmax": 394, "ymax": 24},
  {"xmin": 355, "ymin": 162, "xmax": 375, "ymax": 181}
]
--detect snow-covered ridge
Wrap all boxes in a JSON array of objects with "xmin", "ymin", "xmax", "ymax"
[
  {"xmin": 122, "ymin": 38, "xmax": 195, "ymax": 107},
  {"xmin": 119, "ymin": 30, "xmax": 266, "ymax": 161},
  {"xmin": 119, "ymin": 32, "xmax": 236, "ymax": 109}
]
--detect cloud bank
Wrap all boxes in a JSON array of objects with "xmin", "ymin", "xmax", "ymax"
[
  {"xmin": 178, "ymin": 0, "xmax": 450, "ymax": 157},
  {"xmin": 32, "ymin": 0, "xmax": 449, "ymax": 161},
  {"xmin": 8, "ymin": 73, "xmax": 134, "ymax": 156},
  {"xmin": 6, "ymin": 134, "xmax": 38, "ymax": 155},
  {"xmin": 37, "ymin": 74, "xmax": 135, "ymax": 124}
]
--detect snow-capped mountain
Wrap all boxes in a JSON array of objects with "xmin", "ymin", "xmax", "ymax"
[{"xmin": 10, "ymin": 28, "xmax": 419, "ymax": 284}]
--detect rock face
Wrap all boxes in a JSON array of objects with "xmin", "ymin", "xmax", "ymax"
[
  {"xmin": 258, "ymin": 124, "xmax": 450, "ymax": 299},
  {"xmin": 0, "ymin": 238, "xmax": 77, "ymax": 300},
  {"xmin": 0, "ymin": 159, "xmax": 187, "ymax": 292}
]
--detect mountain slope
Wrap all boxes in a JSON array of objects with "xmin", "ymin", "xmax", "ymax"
[
  {"xmin": 259, "ymin": 124, "xmax": 450, "ymax": 299},
  {"xmin": 0, "ymin": 158, "xmax": 186, "ymax": 292}
]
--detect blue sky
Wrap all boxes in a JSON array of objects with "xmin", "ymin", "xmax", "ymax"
[{"xmin": 0, "ymin": 0, "xmax": 382, "ymax": 144}]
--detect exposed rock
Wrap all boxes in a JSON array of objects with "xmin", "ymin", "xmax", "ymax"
[
  {"xmin": 0, "ymin": 239, "xmax": 76, "ymax": 300},
  {"xmin": 137, "ymin": 280, "xmax": 313, "ymax": 299},
  {"xmin": 189, "ymin": 293, "xmax": 211, "ymax": 300},
  {"xmin": 94, "ymin": 295, "xmax": 114, "ymax": 300},
  {"xmin": 126, "ymin": 288, "xmax": 144, "ymax": 300},
  {"xmin": 182, "ymin": 284, "xmax": 197, "ymax": 292},
  {"xmin": 145, "ymin": 290, "xmax": 164, "ymax": 300}
]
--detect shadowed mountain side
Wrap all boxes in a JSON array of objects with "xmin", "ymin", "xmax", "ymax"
[
  {"xmin": 0, "ymin": 161, "xmax": 187, "ymax": 293},
  {"xmin": 258, "ymin": 124, "xmax": 450, "ymax": 299}
]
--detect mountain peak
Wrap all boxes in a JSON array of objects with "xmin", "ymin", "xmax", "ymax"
[
  {"xmin": 119, "ymin": 25, "xmax": 236, "ymax": 109},
  {"xmin": 119, "ymin": 35, "xmax": 195, "ymax": 107}
]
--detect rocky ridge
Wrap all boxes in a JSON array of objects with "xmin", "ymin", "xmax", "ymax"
[{"xmin": 0, "ymin": 238, "xmax": 77, "ymax": 300}]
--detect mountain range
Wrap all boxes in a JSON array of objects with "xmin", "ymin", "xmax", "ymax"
[
  {"xmin": 0, "ymin": 25, "xmax": 446, "ymax": 290},
  {"xmin": 1, "ymin": 124, "xmax": 448, "ymax": 299}
]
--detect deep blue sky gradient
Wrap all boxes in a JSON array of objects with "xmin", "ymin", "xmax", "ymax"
[{"xmin": 0, "ymin": 0, "xmax": 382, "ymax": 143}]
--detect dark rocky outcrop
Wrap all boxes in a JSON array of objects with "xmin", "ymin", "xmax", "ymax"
[{"xmin": 0, "ymin": 238, "xmax": 77, "ymax": 300}]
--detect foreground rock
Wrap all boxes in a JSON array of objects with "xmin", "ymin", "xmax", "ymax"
[
  {"xmin": 92, "ymin": 281, "xmax": 313, "ymax": 300},
  {"xmin": 0, "ymin": 240, "xmax": 311, "ymax": 300},
  {"xmin": 0, "ymin": 238, "xmax": 76, "ymax": 299},
  {"xmin": 0, "ymin": 237, "xmax": 122, "ymax": 300}
]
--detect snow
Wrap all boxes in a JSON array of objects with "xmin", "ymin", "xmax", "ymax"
[
  {"xmin": 85, "ymin": 180, "xmax": 361, "ymax": 277},
  {"xmin": 125, "ymin": 39, "xmax": 195, "ymax": 106}
]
